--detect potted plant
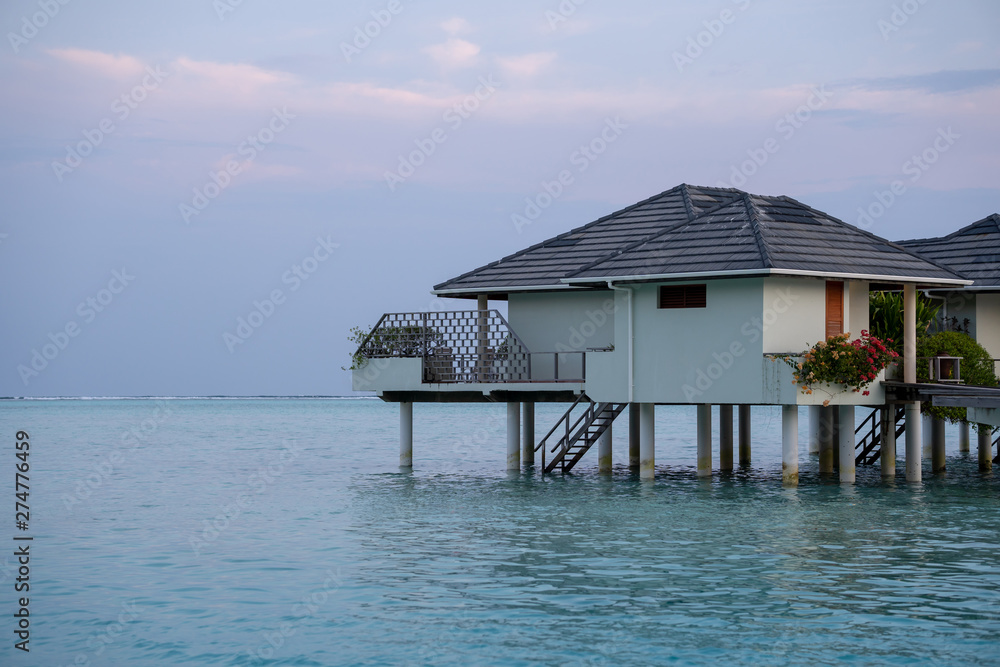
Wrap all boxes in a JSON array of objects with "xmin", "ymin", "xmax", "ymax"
[{"xmin": 786, "ymin": 330, "xmax": 899, "ymax": 406}]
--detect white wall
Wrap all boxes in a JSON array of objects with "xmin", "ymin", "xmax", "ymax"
[
  {"xmin": 508, "ymin": 290, "xmax": 616, "ymax": 353},
  {"xmin": 976, "ymin": 293, "xmax": 1000, "ymax": 359},
  {"xmin": 762, "ymin": 277, "xmax": 825, "ymax": 354},
  {"xmin": 847, "ymin": 280, "xmax": 870, "ymax": 337}
]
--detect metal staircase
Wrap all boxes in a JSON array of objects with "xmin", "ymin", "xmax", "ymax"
[
  {"xmin": 537, "ymin": 396, "xmax": 626, "ymax": 473},
  {"xmin": 855, "ymin": 406, "xmax": 906, "ymax": 465}
]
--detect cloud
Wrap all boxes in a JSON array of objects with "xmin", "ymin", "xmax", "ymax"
[
  {"xmin": 851, "ymin": 69, "xmax": 1000, "ymax": 94},
  {"xmin": 441, "ymin": 17, "xmax": 471, "ymax": 35},
  {"xmin": 423, "ymin": 38, "xmax": 480, "ymax": 69},
  {"xmin": 497, "ymin": 52, "xmax": 556, "ymax": 78},
  {"xmin": 46, "ymin": 48, "xmax": 145, "ymax": 79}
]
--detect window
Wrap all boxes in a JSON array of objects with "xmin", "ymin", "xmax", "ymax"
[
  {"xmin": 825, "ymin": 281, "xmax": 844, "ymax": 339},
  {"xmin": 659, "ymin": 284, "xmax": 706, "ymax": 309}
]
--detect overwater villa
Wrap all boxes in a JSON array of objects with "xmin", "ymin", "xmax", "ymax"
[{"xmin": 353, "ymin": 184, "xmax": 1000, "ymax": 485}]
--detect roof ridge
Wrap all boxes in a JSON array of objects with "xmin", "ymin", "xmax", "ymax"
[
  {"xmin": 432, "ymin": 184, "xmax": 690, "ymax": 291},
  {"xmin": 561, "ymin": 190, "xmax": 746, "ymax": 280},
  {"xmin": 775, "ymin": 194, "xmax": 968, "ymax": 281},
  {"xmin": 743, "ymin": 194, "xmax": 773, "ymax": 269},
  {"xmin": 680, "ymin": 184, "xmax": 696, "ymax": 219}
]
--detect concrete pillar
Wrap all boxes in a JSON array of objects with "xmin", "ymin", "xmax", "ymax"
[
  {"xmin": 819, "ymin": 405, "xmax": 835, "ymax": 474},
  {"xmin": 978, "ymin": 425, "xmax": 993, "ymax": 471},
  {"xmin": 808, "ymin": 405, "xmax": 822, "ymax": 455},
  {"xmin": 839, "ymin": 405, "xmax": 856, "ymax": 483},
  {"xmin": 507, "ymin": 402, "xmax": 520, "ymax": 471},
  {"xmin": 922, "ymin": 413, "xmax": 933, "ymax": 458},
  {"xmin": 880, "ymin": 406, "xmax": 896, "ymax": 478},
  {"xmin": 719, "ymin": 404, "xmax": 734, "ymax": 471},
  {"xmin": 598, "ymin": 423, "xmax": 613, "ymax": 474},
  {"xmin": 400, "ymin": 401, "xmax": 413, "ymax": 468},
  {"xmin": 738, "ymin": 405, "xmax": 751, "ymax": 466},
  {"xmin": 905, "ymin": 403, "xmax": 922, "ymax": 482},
  {"xmin": 931, "ymin": 415, "xmax": 946, "ymax": 473},
  {"xmin": 640, "ymin": 403, "xmax": 655, "ymax": 480},
  {"xmin": 522, "ymin": 402, "xmax": 535, "ymax": 467},
  {"xmin": 959, "ymin": 422, "xmax": 970, "ymax": 453},
  {"xmin": 782, "ymin": 405, "xmax": 799, "ymax": 486},
  {"xmin": 697, "ymin": 404, "xmax": 712, "ymax": 477},
  {"xmin": 904, "ymin": 284, "xmax": 917, "ymax": 384},
  {"xmin": 832, "ymin": 408, "xmax": 841, "ymax": 470},
  {"xmin": 629, "ymin": 403, "xmax": 640, "ymax": 470}
]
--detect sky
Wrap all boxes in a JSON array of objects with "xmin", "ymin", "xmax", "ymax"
[{"xmin": 1, "ymin": 0, "xmax": 998, "ymax": 397}]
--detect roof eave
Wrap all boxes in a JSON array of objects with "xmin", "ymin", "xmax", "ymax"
[
  {"xmin": 561, "ymin": 268, "xmax": 973, "ymax": 287},
  {"xmin": 431, "ymin": 284, "xmax": 592, "ymax": 297}
]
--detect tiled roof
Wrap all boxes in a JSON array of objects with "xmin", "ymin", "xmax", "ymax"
[
  {"xmin": 897, "ymin": 214, "xmax": 1000, "ymax": 288},
  {"xmin": 433, "ymin": 184, "xmax": 967, "ymax": 295}
]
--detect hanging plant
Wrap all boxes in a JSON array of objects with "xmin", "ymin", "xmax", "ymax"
[{"xmin": 786, "ymin": 330, "xmax": 899, "ymax": 405}]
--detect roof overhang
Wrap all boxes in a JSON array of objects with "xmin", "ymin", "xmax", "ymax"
[
  {"xmin": 431, "ymin": 284, "xmax": 592, "ymax": 298},
  {"xmin": 561, "ymin": 268, "xmax": 972, "ymax": 288}
]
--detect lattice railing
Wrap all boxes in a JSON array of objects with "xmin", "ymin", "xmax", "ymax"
[{"xmin": 355, "ymin": 310, "xmax": 585, "ymax": 383}]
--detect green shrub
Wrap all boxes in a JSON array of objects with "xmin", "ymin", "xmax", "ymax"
[
  {"xmin": 916, "ymin": 331, "xmax": 998, "ymax": 423},
  {"xmin": 869, "ymin": 291, "xmax": 939, "ymax": 354}
]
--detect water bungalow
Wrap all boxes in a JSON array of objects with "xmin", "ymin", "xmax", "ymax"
[{"xmin": 353, "ymin": 184, "xmax": 995, "ymax": 484}]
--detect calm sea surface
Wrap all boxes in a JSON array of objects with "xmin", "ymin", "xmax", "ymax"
[{"xmin": 2, "ymin": 398, "xmax": 999, "ymax": 666}]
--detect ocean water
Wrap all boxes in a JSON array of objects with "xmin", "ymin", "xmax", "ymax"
[{"xmin": 2, "ymin": 398, "xmax": 1000, "ymax": 666}]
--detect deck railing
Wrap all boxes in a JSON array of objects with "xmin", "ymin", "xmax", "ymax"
[{"xmin": 355, "ymin": 310, "xmax": 586, "ymax": 383}]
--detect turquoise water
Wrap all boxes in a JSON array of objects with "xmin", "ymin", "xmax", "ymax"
[{"xmin": 2, "ymin": 398, "xmax": 1000, "ymax": 665}]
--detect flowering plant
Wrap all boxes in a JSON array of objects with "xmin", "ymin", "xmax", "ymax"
[{"xmin": 788, "ymin": 330, "xmax": 898, "ymax": 403}]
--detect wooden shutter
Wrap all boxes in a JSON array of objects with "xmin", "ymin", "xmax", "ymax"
[
  {"xmin": 659, "ymin": 284, "xmax": 707, "ymax": 309},
  {"xmin": 825, "ymin": 281, "xmax": 844, "ymax": 339}
]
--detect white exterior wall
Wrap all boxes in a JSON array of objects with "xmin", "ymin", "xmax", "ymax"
[
  {"xmin": 507, "ymin": 290, "xmax": 616, "ymax": 353},
  {"xmin": 848, "ymin": 280, "xmax": 870, "ymax": 336},
  {"xmin": 976, "ymin": 293, "xmax": 1000, "ymax": 359},
  {"xmin": 761, "ymin": 277, "xmax": 825, "ymax": 354}
]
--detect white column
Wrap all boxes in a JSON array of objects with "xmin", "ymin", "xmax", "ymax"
[
  {"xmin": 808, "ymin": 405, "xmax": 822, "ymax": 455},
  {"xmin": 838, "ymin": 405, "xmax": 855, "ymax": 484},
  {"xmin": 400, "ymin": 401, "xmax": 413, "ymax": 468},
  {"xmin": 629, "ymin": 403, "xmax": 640, "ymax": 470},
  {"xmin": 598, "ymin": 423, "xmax": 613, "ymax": 474},
  {"xmin": 782, "ymin": 405, "xmax": 799, "ymax": 486},
  {"xmin": 640, "ymin": 403, "xmax": 655, "ymax": 480},
  {"xmin": 905, "ymin": 403, "xmax": 922, "ymax": 482},
  {"xmin": 819, "ymin": 405, "xmax": 835, "ymax": 474},
  {"xmin": 522, "ymin": 402, "xmax": 535, "ymax": 467},
  {"xmin": 697, "ymin": 404, "xmax": 712, "ymax": 477},
  {"xmin": 738, "ymin": 405, "xmax": 751, "ymax": 466},
  {"xmin": 904, "ymin": 284, "xmax": 916, "ymax": 383},
  {"xmin": 922, "ymin": 413, "xmax": 933, "ymax": 458},
  {"xmin": 507, "ymin": 402, "xmax": 520, "ymax": 471},
  {"xmin": 719, "ymin": 404, "xmax": 734, "ymax": 471},
  {"xmin": 959, "ymin": 422, "xmax": 970, "ymax": 453},
  {"xmin": 978, "ymin": 425, "xmax": 993, "ymax": 471},
  {"xmin": 477, "ymin": 295, "xmax": 488, "ymax": 382},
  {"xmin": 881, "ymin": 406, "xmax": 896, "ymax": 478},
  {"xmin": 931, "ymin": 415, "xmax": 946, "ymax": 473}
]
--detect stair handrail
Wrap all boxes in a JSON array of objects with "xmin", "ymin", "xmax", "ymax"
[
  {"xmin": 536, "ymin": 394, "xmax": 586, "ymax": 453},
  {"xmin": 552, "ymin": 402, "xmax": 597, "ymax": 454}
]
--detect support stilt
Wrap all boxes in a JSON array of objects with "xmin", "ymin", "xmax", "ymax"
[
  {"xmin": 808, "ymin": 405, "xmax": 822, "ymax": 455},
  {"xmin": 522, "ymin": 402, "xmax": 534, "ymax": 467},
  {"xmin": 782, "ymin": 405, "xmax": 799, "ymax": 486},
  {"xmin": 738, "ymin": 405, "xmax": 751, "ymax": 466},
  {"xmin": 881, "ymin": 405, "xmax": 896, "ymax": 478},
  {"xmin": 598, "ymin": 423, "xmax": 613, "ymax": 474},
  {"xmin": 838, "ymin": 405, "xmax": 855, "ymax": 484},
  {"xmin": 629, "ymin": 403, "xmax": 640, "ymax": 470},
  {"xmin": 697, "ymin": 404, "xmax": 712, "ymax": 478},
  {"xmin": 832, "ymin": 408, "xmax": 840, "ymax": 470},
  {"xmin": 905, "ymin": 403, "xmax": 922, "ymax": 482},
  {"xmin": 978, "ymin": 425, "xmax": 993, "ymax": 472},
  {"xmin": 719, "ymin": 404, "xmax": 734, "ymax": 471},
  {"xmin": 640, "ymin": 403, "xmax": 655, "ymax": 480},
  {"xmin": 922, "ymin": 414, "xmax": 933, "ymax": 458},
  {"xmin": 818, "ymin": 405, "xmax": 835, "ymax": 474},
  {"xmin": 507, "ymin": 402, "xmax": 520, "ymax": 471},
  {"xmin": 959, "ymin": 422, "xmax": 970, "ymax": 453},
  {"xmin": 399, "ymin": 401, "xmax": 413, "ymax": 468},
  {"xmin": 931, "ymin": 416, "xmax": 946, "ymax": 473}
]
